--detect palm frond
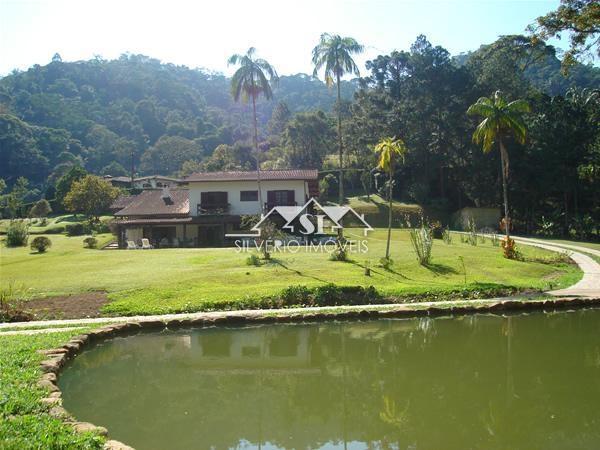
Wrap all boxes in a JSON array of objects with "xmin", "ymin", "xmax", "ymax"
[{"xmin": 506, "ymin": 99, "xmax": 531, "ymax": 114}]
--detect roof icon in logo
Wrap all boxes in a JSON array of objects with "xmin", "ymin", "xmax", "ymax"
[{"xmin": 225, "ymin": 197, "xmax": 373, "ymax": 238}]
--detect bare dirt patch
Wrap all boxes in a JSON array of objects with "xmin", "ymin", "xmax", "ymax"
[{"xmin": 24, "ymin": 292, "xmax": 110, "ymax": 320}]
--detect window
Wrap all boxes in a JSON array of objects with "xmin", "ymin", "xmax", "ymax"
[
  {"xmin": 267, "ymin": 190, "xmax": 296, "ymax": 206},
  {"xmin": 240, "ymin": 190, "xmax": 258, "ymax": 201}
]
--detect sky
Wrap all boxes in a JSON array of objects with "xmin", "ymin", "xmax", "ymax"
[{"xmin": 0, "ymin": 0, "xmax": 563, "ymax": 77}]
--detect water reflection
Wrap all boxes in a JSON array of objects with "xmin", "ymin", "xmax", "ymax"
[{"xmin": 59, "ymin": 310, "xmax": 600, "ymax": 450}]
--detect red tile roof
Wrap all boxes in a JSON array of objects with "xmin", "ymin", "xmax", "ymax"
[
  {"xmin": 185, "ymin": 169, "xmax": 318, "ymax": 182},
  {"xmin": 114, "ymin": 190, "xmax": 189, "ymax": 217}
]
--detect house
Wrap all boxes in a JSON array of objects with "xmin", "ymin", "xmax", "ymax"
[
  {"xmin": 103, "ymin": 175, "xmax": 183, "ymax": 190},
  {"xmin": 111, "ymin": 169, "xmax": 319, "ymax": 248}
]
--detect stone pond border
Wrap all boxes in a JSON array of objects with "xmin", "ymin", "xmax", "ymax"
[{"xmin": 38, "ymin": 295, "xmax": 600, "ymax": 450}]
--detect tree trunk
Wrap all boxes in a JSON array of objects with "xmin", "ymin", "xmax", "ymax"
[
  {"xmin": 336, "ymin": 72, "xmax": 344, "ymax": 205},
  {"xmin": 499, "ymin": 139, "xmax": 510, "ymax": 239},
  {"xmin": 386, "ymin": 168, "xmax": 392, "ymax": 260},
  {"xmin": 251, "ymin": 91, "xmax": 263, "ymax": 214}
]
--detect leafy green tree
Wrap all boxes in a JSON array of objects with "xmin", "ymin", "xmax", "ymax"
[
  {"xmin": 100, "ymin": 161, "xmax": 128, "ymax": 177},
  {"xmin": 312, "ymin": 33, "xmax": 364, "ymax": 204},
  {"xmin": 228, "ymin": 48, "xmax": 278, "ymax": 211},
  {"xmin": 63, "ymin": 175, "xmax": 119, "ymax": 221},
  {"xmin": 267, "ymin": 101, "xmax": 292, "ymax": 136},
  {"xmin": 467, "ymin": 91, "xmax": 530, "ymax": 239},
  {"xmin": 55, "ymin": 165, "xmax": 87, "ymax": 208},
  {"xmin": 29, "ymin": 199, "xmax": 52, "ymax": 218},
  {"xmin": 201, "ymin": 143, "xmax": 255, "ymax": 172},
  {"xmin": 374, "ymin": 137, "xmax": 408, "ymax": 261},
  {"xmin": 529, "ymin": 0, "xmax": 599, "ymax": 70},
  {"xmin": 283, "ymin": 111, "xmax": 335, "ymax": 168},
  {"xmin": 140, "ymin": 135, "xmax": 202, "ymax": 175}
]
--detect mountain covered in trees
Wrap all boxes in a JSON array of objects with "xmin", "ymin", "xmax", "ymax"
[{"xmin": 0, "ymin": 34, "xmax": 598, "ymax": 237}]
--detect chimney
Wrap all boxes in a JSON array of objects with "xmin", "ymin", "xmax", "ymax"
[{"xmin": 161, "ymin": 186, "xmax": 173, "ymax": 204}]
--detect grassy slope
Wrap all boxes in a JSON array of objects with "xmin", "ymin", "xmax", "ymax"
[
  {"xmin": 0, "ymin": 229, "xmax": 581, "ymax": 316},
  {"xmin": 0, "ymin": 215, "xmax": 113, "ymax": 235},
  {"xmin": 347, "ymin": 194, "xmax": 423, "ymax": 214},
  {"xmin": 0, "ymin": 329, "xmax": 104, "ymax": 449}
]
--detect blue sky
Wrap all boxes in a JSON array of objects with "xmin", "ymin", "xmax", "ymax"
[{"xmin": 0, "ymin": 0, "xmax": 562, "ymax": 77}]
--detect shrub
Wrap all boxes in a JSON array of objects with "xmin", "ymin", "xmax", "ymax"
[
  {"xmin": 379, "ymin": 257, "xmax": 394, "ymax": 270},
  {"xmin": 409, "ymin": 227, "xmax": 433, "ymax": 265},
  {"xmin": 92, "ymin": 221, "xmax": 110, "ymax": 234},
  {"xmin": 245, "ymin": 254, "xmax": 261, "ymax": 266},
  {"xmin": 5, "ymin": 220, "xmax": 29, "ymax": 247},
  {"xmin": 30, "ymin": 236, "xmax": 52, "ymax": 253},
  {"xmin": 442, "ymin": 227, "xmax": 452, "ymax": 245},
  {"xmin": 328, "ymin": 247, "xmax": 348, "ymax": 261},
  {"xmin": 277, "ymin": 284, "xmax": 381, "ymax": 308},
  {"xmin": 490, "ymin": 233, "xmax": 500, "ymax": 247},
  {"xmin": 501, "ymin": 237, "xmax": 517, "ymax": 259},
  {"xmin": 83, "ymin": 236, "xmax": 98, "ymax": 249},
  {"xmin": 467, "ymin": 217, "xmax": 478, "ymax": 246},
  {"xmin": 280, "ymin": 285, "xmax": 312, "ymax": 304},
  {"xmin": 65, "ymin": 222, "xmax": 85, "ymax": 236},
  {"xmin": 430, "ymin": 221, "xmax": 444, "ymax": 239},
  {"xmin": 0, "ymin": 283, "xmax": 32, "ymax": 323}
]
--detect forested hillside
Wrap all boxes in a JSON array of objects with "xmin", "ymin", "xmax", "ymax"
[{"xmin": 0, "ymin": 34, "xmax": 598, "ymax": 237}]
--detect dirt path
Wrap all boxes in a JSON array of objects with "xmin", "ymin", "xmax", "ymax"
[{"xmin": 23, "ymin": 292, "xmax": 110, "ymax": 320}]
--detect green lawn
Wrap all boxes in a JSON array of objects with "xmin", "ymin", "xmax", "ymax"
[
  {"xmin": 0, "ymin": 228, "xmax": 581, "ymax": 316},
  {"xmin": 0, "ymin": 329, "xmax": 105, "ymax": 448},
  {"xmin": 541, "ymin": 238, "xmax": 600, "ymax": 252},
  {"xmin": 0, "ymin": 215, "xmax": 113, "ymax": 235}
]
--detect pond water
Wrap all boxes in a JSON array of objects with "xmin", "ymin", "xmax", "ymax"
[{"xmin": 59, "ymin": 309, "xmax": 600, "ymax": 450}]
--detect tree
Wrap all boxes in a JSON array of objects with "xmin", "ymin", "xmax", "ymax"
[
  {"xmin": 467, "ymin": 91, "xmax": 530, "ymax": 240},
  {"xmin": 63, "ymin": 175, "xmax": 119, "ymax": 221},
  {"xmin": 312, "ymin": 33, "xmax": 364, "ymax": 204},
  {"xmin": 529, "ymin": 0, "xmax": 600, "ymax": 70},
  {"xmin": 374, "ymin": 137, "xmax": 408, "ymax": 261},
  {"xmin": 55, "ymin": 165, "xmax": 87, "ymax": 208},
  {"xmin": 29, "ymin": 199, "xmax": 52, "ymax": 218},
  {"xmin": 140, "ymin": 136, "xmax": 202, "ymax": 175},
  {"xmin": 283, "ymin": 111, "xmax": 335, "ymax": 168},
  {"xmin": 228, "ymin": 48, "xmax": 278, "ymax": 212}
]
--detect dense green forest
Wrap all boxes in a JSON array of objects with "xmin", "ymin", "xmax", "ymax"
[{"xmin": 0, "ymin": 33, "xmax": 598, "ymax": 237}]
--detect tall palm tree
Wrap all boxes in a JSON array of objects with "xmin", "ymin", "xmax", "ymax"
[
  {"xmin": 467, "ymin": 91, "xmax": 530, "ymax": 239},
  {"xmin": 228, "ymin": 48, "xmax": 278, "ymax": 212},
  {"xmin": 375, "ymin": 137, "xmax": 408, "ymax": 261},
  {"xmin": 312, "ymin": 33, "xmax": 364, "ymax": 205}
]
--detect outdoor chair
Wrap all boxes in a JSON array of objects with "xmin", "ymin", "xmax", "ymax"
[
  {"xmin": 141, "ymin": 238, "xmax": 153, "ymax": 250},
  {"xmin": 126, "ymin": 240, "xmax": 138, "ymax": 250}
]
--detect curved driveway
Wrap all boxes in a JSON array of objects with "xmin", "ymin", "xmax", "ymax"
[{"xmin": 513, "ymin": 236, "xmax": 600, "ymax": 298}]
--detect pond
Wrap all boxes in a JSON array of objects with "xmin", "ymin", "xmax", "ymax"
[{"xmin": 59, "ymin": 309, "xmax": 600, "ymax": 450}]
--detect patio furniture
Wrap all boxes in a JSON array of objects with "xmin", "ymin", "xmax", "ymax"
[
  {"xmin": 141, "ymin": 238, "xmax": 153, "ymax": 249},
  {"xmin": 126, "ymin": 240, "xmax": 138, "ymax": 250}
]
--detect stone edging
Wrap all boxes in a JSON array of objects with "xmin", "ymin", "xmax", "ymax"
[{"xmin": 38, "ymin": 295, "xmax": 600, "ymax": 449}]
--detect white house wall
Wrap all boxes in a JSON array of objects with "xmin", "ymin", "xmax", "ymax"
[{"xmin": 188, "ymin": 180, "xmax": 309, "ymax": 216}]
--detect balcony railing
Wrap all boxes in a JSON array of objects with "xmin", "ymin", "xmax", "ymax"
[{"xmin": 197, "ymin": 203, "xmax": 230, "ymax": 215}]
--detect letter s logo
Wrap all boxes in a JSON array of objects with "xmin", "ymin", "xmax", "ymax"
[{"xmin": 299, "ymin": 214, "xmax": 315, "ymax": 234}]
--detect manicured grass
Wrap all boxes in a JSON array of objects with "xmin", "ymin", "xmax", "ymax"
[
  {"xmin": 347, "ymin": 194, "xmax": 423, "ymax": 215},
  {"xmin": 0, "ymin": 215, "xmax": 113, "ymax": 235},
  {"xmin": 0, "ymin": 228, "xmax": 581, "ymax": 316},
  {"xmin": 542, "ymin": 238, "xmax": 600, "ymax": 252},
  {"xmin": 0, "ymin": 329, "xmax": 104, "ymax": 448}
]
